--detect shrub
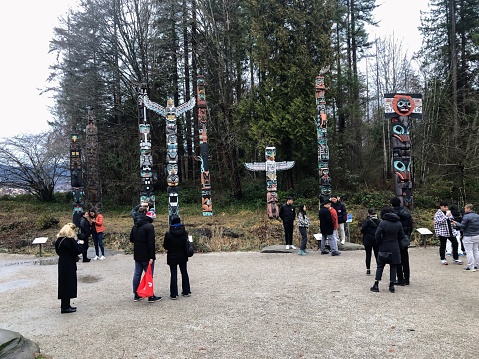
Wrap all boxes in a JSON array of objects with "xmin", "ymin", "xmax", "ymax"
[{"xmin": 36, "ymin": 214, "xmax": 60, "ymax": 230}]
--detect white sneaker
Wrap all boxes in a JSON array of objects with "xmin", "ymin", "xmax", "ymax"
[
  {"xmin": 100, "ymin": 256, "xmax": 105, "ymax": 260},
  {"xmin": 285, "ymin": 245, "xmax": 290, "ymax": 250},
  {"xmin": 341, "ymin": 239, "xmax": 345, "ymax": 245},
  {"xmin": 290, "ymin": 245, "xmax": 297, "ymax": 249},
  {"xmin": 93, "ymin": 256, "xmax": 99, "ymax": 261},
  {"xmin": 441, "ymin": 259, "xmax": 448, "ymax": 265}
]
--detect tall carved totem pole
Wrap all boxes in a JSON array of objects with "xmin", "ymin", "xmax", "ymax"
[
  {"xmin": 143, "ymin": 93, "xmax": 196, "ymax": 221},
  {"xmin": 315, "ymin": 67, "xmax": 331, "ymax": 203},
  {"xmin": 85, "ymin": 110, "xmax": 101, "ymax": 211},
  {"xmin": 195, "ymin": 76, "xmax": 213, "ymax": 216},
  {"xmin": 137, "ymin": 84, "xmax": 155, "ymax": 209},
  {"xmin": 384, "ymin": 93, "xmax": 422, "ymax": 209},
  {"xmin": 70, "ymin": 134, "xmax": 84, "ymax": 227},
  {"xmin": 245, "ymin": 146, "xmax": 295, "ymax": 218}
]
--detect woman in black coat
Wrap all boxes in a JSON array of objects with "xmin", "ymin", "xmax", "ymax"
[
  {"xmin": 163, "ymin": 216, "xmax": 191, "ymax": 300},
  {"xmin": 55, "ymin": 223, "xmax": 84, "ymax": 313},
  {"xmin": 371, "ymin": 208, "xmax": 405, "ymax": 293},
  {"xmin": 360, "ymin": 208, "xmax": 381, "ymax": 275}
]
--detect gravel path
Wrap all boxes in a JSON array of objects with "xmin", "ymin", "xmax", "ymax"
[{"xmin": 0, "ymin": 247, "xmax": 477, "ymax": 358}]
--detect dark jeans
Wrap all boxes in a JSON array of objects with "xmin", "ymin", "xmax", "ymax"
[
  {"xmin": 299, "ymin": 227, "xmax": 308, "ymax": 251},
  {"xmin": 396, "ymin": 247, "xmax": 410, "ymax": 282},
  {"xmin": 60, "ymin": 298, "xmax": 71, "ymax": 309},
  {"xmin": 375, "ymin": 261, "xmax": 397, "ymax": 283},
  {"xmin": 365, "ymin": 245, "xmax": 378, "ymax": 270},
  {"xmin": 132, "ymin": 260, "xmax": 155, "ymax": 294},
  {"xmin": 93, "ymin": 232, "xmax": 105, "ymax": 256},
  {"xmin": 283, "ymin": 222, "xmax": 294, "ymax": 245},
  {"xmin": 82, "ymin": 238, "xmax": 89, "ymax": 260},
  {"xmin": 439, "ymin": 236, "xmax": 458, "ymax": 260},
  {"xmin": 169, "ymin": 262, "xmax": 190, "ymax": 297}
]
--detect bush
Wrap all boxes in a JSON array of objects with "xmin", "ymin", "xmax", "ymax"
[{"xmin": 36, "ymin": 214, "xmax": 60, "ymax": 230}]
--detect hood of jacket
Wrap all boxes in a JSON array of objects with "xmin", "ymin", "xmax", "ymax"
[
  {"xmin": 382, "ymin": 212, "xmax": 400, "ymax": 222},
  {"xmin": 135, "ymin": 214, "xmax": 152, "ymax": 227},
  {"xmin": 169, "ymin": 225, "xmax": 187, "ymax": 237}
]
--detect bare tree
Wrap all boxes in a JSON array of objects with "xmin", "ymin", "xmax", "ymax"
[{"xmin": 0, "ymin": 132, "xmax": 68, "ymax": 201}]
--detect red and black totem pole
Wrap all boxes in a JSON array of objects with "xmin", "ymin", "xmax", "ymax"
[
  {"xmin": 85, "ymin": 109, "xmax": 101, "ymax": 211},
  {"xmin": 70, "ymin": 133, "xmax": 84, "ymax": 227},
  {"xmin": 384, "ymin": 93, "xmax": 422, "ymax": 209},
  {"xmin": 137, "ymin": 84, "xmax": 155, "ymax": 209},
  {"xmin": 315, "ymin": 67, "xmax": 331, "ymax": 203},
  {"xmin": 194, "ymin": 76, "xmax": 213, "ymax": 216}
]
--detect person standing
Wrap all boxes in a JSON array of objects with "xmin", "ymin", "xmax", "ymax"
[
  {"xmin": 297, "ymin": 204, "xmax": 310, "ymax": 256},
  {"xmin": 452, "ymin": 204, "xmax": 479, "ymax": 271},
  {"xmin": 130, "ymin": 207, "xmax": 161, "ymax": 303},
  {"xmin": 163, "ymin": 216, "xmax": 191, "ymax": 299},
  {"xmin": 390, "ymin": 197, "xmax": 413, "ymax": 285},
  {"xmin": 360, "ymin": 208, "xmax": 381, "ymax": 275},
  {"xmin": 89, "ymin": 209, "xmax": 106, "ymax": 260},
  {"xmin": 370, "ymin": 208, "xmax": 404, "ymax": 293},
  {"xmin": 78, "ymin": 211, "xmax": 92, "ymax": 262},
  {"xmin": 330, "ymin": 195, "xmax": 347, "ymax": 245},
  {"xmin": 434, "ymin": 201, "xmax": 463, "ymax": 266},
  {"xmin": 279, "ymin": 196, "xmax": 296, "ymax": 250},
  {"xmin": 55, "ymin": 223, "xmax": 84, "ymax": 314},
  {"xmin": 318, "ymin": 200, "xmax": 341, "ymax": 256},
  {"xmin": 447, "ymin": 204, "xmax": 465, "ymax": 256}
]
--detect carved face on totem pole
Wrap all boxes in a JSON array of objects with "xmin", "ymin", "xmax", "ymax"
[
  {"xmin": 392, "ymin": 95, "xmax": 415, "ymax": 117},
  {"xmin": 265, "ymin": 147, "xmax": 276, "ymax": 161}
]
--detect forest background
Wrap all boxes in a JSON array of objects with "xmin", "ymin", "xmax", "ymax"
[{"xmin": 0, "ymin": 0, "xmax": 479, "ymax": 253}]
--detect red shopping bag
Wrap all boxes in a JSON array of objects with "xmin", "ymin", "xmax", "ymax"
[{"xmin": 136, "ymin": 263, "xmax": 154, "ymax": 298}]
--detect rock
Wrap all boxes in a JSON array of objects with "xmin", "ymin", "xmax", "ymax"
[
  {"xmin": 192, "ymin": 228, "xmax": 212, "ymax": 239},
  {"xmin": 222, "ymin": 228, "xmax": 244, "ymax": 238},
  {"xmin": 0, "ymin": 328, "xmax": 40, "ymax": 359}
]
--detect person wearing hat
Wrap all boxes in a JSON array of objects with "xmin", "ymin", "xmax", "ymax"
[
  {"xmin": 163, "ymin": 216, "xmax": 191, "ymax": 300},
  {"xmin": 318, "ymin": 200, "xmax": 341, "ymax": 256},
  {"xmin": 78, "ymin": 211, "xmax": 92, "ymax": 262},
  {"xmin": 360, "ymin": 208, "xmax": 381, "ymax": 275},
  {"xmin": 279, "ymin": 196, "xmax": 296, "ymax": 250},
  {"xmin": 130, "ymin": 206, "xmax": 161, "ymax": 303},
  {"xmin": 434, "ymin": 201, "xmax": 462, "ymax": 266}
]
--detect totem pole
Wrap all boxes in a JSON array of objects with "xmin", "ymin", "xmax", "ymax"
[
  {"xmin": 384, "ymin": 93, "xmax": 422, "ymax": 209},
  {"xmin": 70, "ymin": 133, "xmax": 84, "ymax": 227},
  {"xmin": 244, "ymin": 146, "xmax": 295, "ymax": 218},
  {"xmin": 143, "ymin": 93, "xmax": 196, "ymax": 221},
  {"xmin": 85, "ymin": 110, "xmax": 101, "ymax": 211},
  {"xmin": 137, "ymin": 84, "xmax": 155, "ymax": 209},
  {"xmin": 315, "ymin": 67, "xmax": 331, "ymax": 203},
  {"xmin": 194, "ymin": 76, "xmax": 213, "ymax": 216}
]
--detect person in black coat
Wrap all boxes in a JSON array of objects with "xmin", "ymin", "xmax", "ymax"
[
  {"xmin": 370, "ymin": 207, "xmax": 405, "ymax": 293},
  {"xmin": 55, "ymin": 223, "xmax": 84, "ymax": 314},
  {"xmin": 279, "ymin": 196, "xmax": 296, "ymax": 249},
  {"xmin": 318, "ymin": 200, "xmax": 340, "ymax": 256},
  {"xmin": 129, "ymin": 208, "xmax": 161, "ymax": 303},
  {"xmin": 360, "ymin": 208, "xmax": 381, "ymax": 275},
  {"xmin": 390, "ymin": 197, "xmax": 413, "ymax": 285},
  {"xmin": 78, "ymin": 211, "xmax": 91, "ymax": 262},
  {"xmin": 163, "ymin": 216, "xmax": 191, "ymax": 300}
]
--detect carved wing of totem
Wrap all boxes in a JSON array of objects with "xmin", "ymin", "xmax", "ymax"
[
  {"xmin": 244, "ymin": 162, "xmax": 267, "ymax": 172},
  {"xmin": 276, "ymin": 161, "xmax": 295, "ymax": 171},
  {"xmin": 176, "ymin": 98, "xmax": 196, "ymax": 116},
  {"xmin": 144, "ymin": 95, "xmax": 166, "ymax": 117}
]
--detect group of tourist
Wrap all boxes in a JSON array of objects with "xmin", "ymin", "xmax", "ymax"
[{"xmin": 55, "ymin": 202, "xmax": 191, "ymax": 314}]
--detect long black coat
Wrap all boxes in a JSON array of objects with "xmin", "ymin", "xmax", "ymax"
[
  {"xmin": 163, "ymin": 226, "xmax": 188, "ymax": 266},
  {"xmin": 78, "ymin": 217, "xmax": 91, "ymax": 240},
  {"xmin": 361, "ymin": 216, "xmax": 381, "ymax": 247},
  {"xmin": 318, "ymin": 206, "xmax": 334, "ymax": 235},
  {"xmin": 55, "ymin": 236, "xmax": 83, "ymax": 300},
  {"xmin": 375, "ymin": 213, "xmax": 404, "ymax": 265},
  {"xmin": 129, "ymin": 215, "xmax": 156, "ymax": 262}
]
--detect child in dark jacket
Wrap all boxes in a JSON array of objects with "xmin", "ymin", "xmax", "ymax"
[{"xmin": 360, "ymin": 208, "xmax": 381, "ymax": 275}]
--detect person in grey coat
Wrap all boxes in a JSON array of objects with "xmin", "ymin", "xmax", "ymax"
[
  {"xmin": 370, "ymin": 208, "xmax": 405, "ymax": 293},
  {"xmin": 452, "ymin": 204, "xmax": 479, "ymax": 271}
]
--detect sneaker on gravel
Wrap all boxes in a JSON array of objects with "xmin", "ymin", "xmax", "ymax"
[
  {"xmin": 290, "ymin": 245, "xmax": 297, "ymax": 250},
  {"xmin": 134, "ymin": 294, "xmax": 143, "ymax": 302},
  {"xmin": 100, "ymin": 256, "xmax": 105, "ymax": 260},
  {"xmin": 148, "ymin": 295, "xmax": 162, "ymax": 303},
  {"xmin": 320, "ymin": 250, "xmax": 329, "ymax": 255},
  {"xmin": 93, "ymin": 256, "xmax": 99, "ymax": 261},
  {"xmin": 181, "ymin": 293, "xmax": 191, "ymax": 297},
  {"xmin": 453, "ymin": 259, "xmax": 463, "ymax": 265},
  {"xmin": 331, "ymin": 251, "xmax": 341, "ymax": 256},
  {"xmin": 464, "ymin": 267, "xmax": 476, "ymax": 272},
  {"xmin": 441, "ymin": 259, "xmax": 448, "ymax": 265}
]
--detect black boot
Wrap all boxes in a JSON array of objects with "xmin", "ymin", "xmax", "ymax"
[
  {"xmin": 370, "ymin": 280, "xmax": 379, "ymax": 292},
  {"xmin": 366, "ymin": 269, "xmax": 371, "ymax": 275},
  {"xmin": 389, "ymin": 282, "xmax": 395, "ymax": 293}
]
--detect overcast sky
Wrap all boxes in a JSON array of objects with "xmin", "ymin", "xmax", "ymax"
[{"xmin": 0, "ymin": 0, "xmax": 430, "ymax": 139}]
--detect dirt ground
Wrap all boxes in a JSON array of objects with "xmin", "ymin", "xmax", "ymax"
[{"xmin": 0, "ymin": 246, "xmax": 477, "ymax": 359}]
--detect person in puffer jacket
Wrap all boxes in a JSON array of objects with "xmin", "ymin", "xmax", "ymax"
[{"xmin": 452, "ymin": 204, "xmax": 479, "ymax": 271}]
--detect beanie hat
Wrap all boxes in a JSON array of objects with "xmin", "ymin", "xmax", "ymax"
[
  {"xmin": 170, "ymin": 216, "xmax": 181, "ymax": 226},
  {"xmin": 146, "ymin": 211, "xmax": 156, "ymax": 220}
]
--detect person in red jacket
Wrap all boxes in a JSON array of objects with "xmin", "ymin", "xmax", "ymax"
[{"xmin": 89, "ymin": 208, "xmax": 106, "ymax": 260}]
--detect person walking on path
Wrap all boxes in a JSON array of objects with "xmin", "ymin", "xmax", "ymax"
[
  {"xmin": 129, "ymin": 207, "xmax": 161, "ymax": 303},
  {"xmin": 318, "ymin": 200, "xmax": 341, "ymax": 256},
  {"xmin": 370, "ymin": 208, "xmax": 404, "ymax": 293},
  {"xmin": 78, "ymin": 211, "xmax": 92, "ymax": 262},
  {"xmin": 390, "ymin": 197, "xmax": 413, "ymax": 285},
  {"xmin": 297, "ymin": 204, "xmax": 311, "ymax": 256},
  {"xmin": 360, "ymin": 208, "xmax": 381, "ymax": 275},
  {"xmin": 330, "ymin": 195, "xmax": 347, "ymax": 245},
  {"xmin": 89, "ymin": 209, "xmax": 106, "ymax": 260},
  {"xmin": 452, "ymin": 204, "xmax": 479, "ymax": 271},
  {"xmin": 279, "ymin": 196, "xmax": 296, "ymax": 250},
  {"xmin": 163, "ymin": 216, "xmax": 191, "ymax": 299},
  {"xmin": 434, "ymin": 201, "xmax": 463, "ymax": 266},
  {"xmin": 55, "ymin": 223, "xmax": 84, "ymax": 314}
]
